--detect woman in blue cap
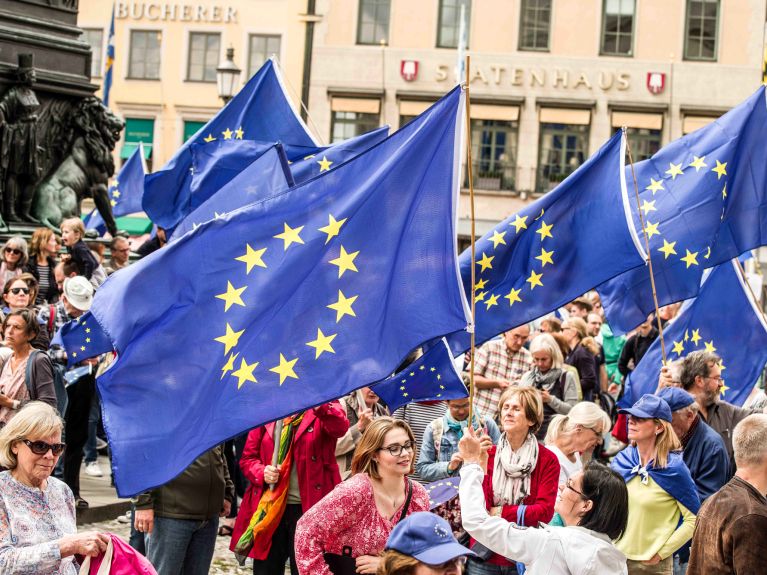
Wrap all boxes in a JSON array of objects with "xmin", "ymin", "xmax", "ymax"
[
  {"xmin": 611, "ymin": 394, "xmax": 700, "ymax": 575},
  {"xmin": 379, "ymin": 511, "xmax": 475, "ymax": 574}
]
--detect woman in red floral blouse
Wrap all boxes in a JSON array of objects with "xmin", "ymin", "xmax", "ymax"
[{"xmin": 294, "ymin": 416, "xmax": 430, "ymax": 574}]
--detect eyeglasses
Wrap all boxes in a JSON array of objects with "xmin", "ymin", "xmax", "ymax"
[
  {"xmin": 22, "ymin": 439, "xmax": 66, "ymax": 456},
  {"xmin": 4, "ymin": 248, "xmax": 21, "ymax": 255},
  {"xmin": 705, "ymin": 376, "xmax": 724, "ymax": 385},
  {"xmin": 378, "ymin": 441, "xmax": 415, "ymax": 457},
  {"xmin": 9, "ymin": 287, "xmax": 29, "ymax": 295},
  {"xmin": 565, "ymin": 477, "xmax": 586, "ymax": 499},
  {"xmin": 583, "ymin": 426, "xmax": 604, "ymax": 444}
]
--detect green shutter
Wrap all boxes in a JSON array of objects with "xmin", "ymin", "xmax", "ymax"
[
  {"xmin": 183, "ymin": 121, "xmax": 207, "ymax": 142},
  {"xmin": 121, "ymin": 118, "xmax": 154, "ymax": 159}
]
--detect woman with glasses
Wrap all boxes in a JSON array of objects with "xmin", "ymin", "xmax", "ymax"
[
  {"xmin": 0, "ymin": 401, "xmax": 109, "ymax": 573},
  {"xmin": 2, "ymin": 276, "xmax": 50, "ymax": 351},
  {"xmin": 295, "ymin": 417, "xmax": 430, "ymax": 574},
  {"xmin": 611, "ymin": 395, "xmax": 700, "ymax": 575},
  {"xmin": 0, "ymin": 236, "xmax": 27, "ymax": 288},
  {"xmin": 458, "ymin": 424, "xmax": 630, "ymax": 574},
  {"xmin": 0, "ymin": 309, "xmax": 57, "ymax": 425},
  {"xmin": 24, "ymin": 228, "xmax": 60, "ymax": 305}
]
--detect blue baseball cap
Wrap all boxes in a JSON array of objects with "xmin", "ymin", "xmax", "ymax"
[
  {"xmin": 385, "ymin": 512, "xmax": 475, "ymax": 565},
  {"xmin": 657, "ymin": 387, "xmax": 696, "ymax": 412},
  {"xmin": 618, "ymin": 393, "xmax": 672, "ymax": 422}
]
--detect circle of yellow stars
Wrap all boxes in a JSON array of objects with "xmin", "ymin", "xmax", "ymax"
[{"xmin": 668, "ymin": 327, "xmax": 728, "ymax": 397}]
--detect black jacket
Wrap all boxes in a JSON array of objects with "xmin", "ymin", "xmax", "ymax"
[
  {"xmin": 24, "ymin": 256, "xmax": 60, "ymax": 304},
  {"xmin": 618, "ymin": 328, "xmax": 659, "ymax": 377}
]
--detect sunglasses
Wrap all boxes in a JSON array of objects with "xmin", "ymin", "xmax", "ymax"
[
  {"xmin": 23, "ymin": 439, "xmax": 66, "ymax": 456},
  {"xmin": 9, "ymin": 287, "xmax": 29, "ymax": 295},
  {"xmin": 4, "ymin": 248, "xmax": 21, "ymax": 255}
]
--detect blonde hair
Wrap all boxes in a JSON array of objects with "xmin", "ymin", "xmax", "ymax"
[
  {"xmin": 652, "ymin": 419, "xmax": 681, "ymax": 469},
  {"xmin": 581, "ymin": 336, "xmax": 600, "ymax": 356},
  {"xmin": 545, "ymin": 401, "xmax": 611, "ymax": 444},
  {"xmin": 0, "ymin": 402, "xmax": 64, "ymax": 469},
  {"xmin": 733, "ymin": 414, "xmax": 767, "ymax": 467},
  {"xmin": 351, "ymin": 417, "xmax": 415, "ymax": 479},
  {"xmin": 61, "ymin": 217, "xmax": 85, "ymax": 240},
  {"xmin": 498, "ymin": 387, "xmax": 544, "ymax": 435},
  {"xmin": 565, "ymin": 317, "xmax": 588, "ymax": 340},
  {"xmin": 529, "ymin": 333, "xmax": 563, "ymax": 369},
  {"xmin": 28, "ymin": 228, "xmax": 55, "ymax": 259},
  {"xmin": 377, "ymin": 550, "xmax": 421, "ymax": 575}
]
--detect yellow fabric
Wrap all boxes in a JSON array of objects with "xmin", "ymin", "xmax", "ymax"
[{"xmin": 617, "ymin": 475, "xmax": 696, "ymax": 561}]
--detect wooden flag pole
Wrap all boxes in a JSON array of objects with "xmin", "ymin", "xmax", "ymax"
[
  {"xmin": 269, "ymin": 418, "xmax": 284, "ymax": 491},
  {"xmin": 465, "ymin": 55, "xmax": 477, "ymax": 426},
  {"xmin": 623, "ymin": 127, "xmax": 667, "ymax": 363},
  {"xmin": 734, "ymin": 258, "xmax": 767, "ymax": 323}
]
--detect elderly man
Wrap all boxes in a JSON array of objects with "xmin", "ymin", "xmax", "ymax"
[
  {"xmin": 472, "ymin": 324, "xmax": 532, "ymax": 421},
  {"xmin": 104, "ymin": 236, "xmax": 131, "ymax": 274},
  {"xmin": 688, "ymin": 415, "xmax": 767, "ymax": 574}
]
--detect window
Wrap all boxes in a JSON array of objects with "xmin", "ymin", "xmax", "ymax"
[
  {"xmin": 519, "ymin": 0, "xmax": 551, "ymax": 51},
  {"xmin": 121, "ymin": 117, "xmax": 154, "ymax": 170},
  {"xmin": 437, "ymin": 0, "xmax": 471, "ymax": 49},
  {"xmin": 248, "ymin": 34, "xmax": 281, "ymax": 79},
  {"xmin": 470, "ymin": 120, "xmax": 518, "ymax": 192},
  {"xmin": 357, "ymin": 0, "xmax": 391, "ymax": 45},
  {"xmin": 82, "ymin": 28, "xmax": 104, "ymax": 77},
  {"xmin": 331, "ymin": 111, "xmax": 380, "ymax": 143},
  {"xmin": 537, "ymin": 123, "xmax": 589, "ymax": 194},
  {"xmin": 626, "ymin": 128, "xmax": 661, "ymax": 162},
  {"xmin": 128, "ymin": 30, "xmax": 161, "ymax": 80},
  {"xmin": 183, "ymin": 120, "xmax": 207, "ymax": 142},
  {"xmin": 684, "ymin": 0, "xmax": 719, "ymax": 61},
  {"xmin": 601, "ymin": 0, "xmax": 635, "ymax": 56},
  {"xmin": 187, "ymin": 32, "xmax": 220, "ymax": 82}
]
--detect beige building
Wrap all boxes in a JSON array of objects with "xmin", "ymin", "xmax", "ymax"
[
  {"xmin": 306, "ymin": 0, "xmax": 767, "ymax": 239},
  {"xmin": 77, "ymin": 0, "xmax": 312, "ymax": 170}
]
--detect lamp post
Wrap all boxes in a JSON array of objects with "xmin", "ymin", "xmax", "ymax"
[{"xmin": 216, "ymin": 47, "xmax": 241, "ymax": 104}]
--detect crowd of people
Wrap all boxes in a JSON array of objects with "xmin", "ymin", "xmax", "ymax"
[{"xmin": 0, "ymin": 223, "xmax": 765, "ymax": 575}]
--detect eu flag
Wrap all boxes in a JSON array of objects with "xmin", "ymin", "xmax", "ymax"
[
  {"xmin": 621, "ymin": 259, "xmax": 767, "ymax": 407},
  {"xmin": 447, "ymin": 131, "xmax": 646, "ymax": 354},
  {"xmin": 91, "ymin": 87, "xmax": 470, "ymax": 496},
  {"xmin": 598, "ymin": 86, "xmax": 767, "ymax": 334},
  {"xmin": 142, "ymin": 59, "xmax": 318, "ymax": 230},
  {"xmin": 59, "ymin": 311, "xmax": 114, "ymax": 367},
  {"xmin": 372, "ymin": 339, "xmax": 468, "ymax": 413},
  {"xmin": 170, "ymin": 144, "xmax": 294, "ymax": 241},
  {"xmin": 84, "ymin": 144, "xmax": 147, "ymax": 233}
]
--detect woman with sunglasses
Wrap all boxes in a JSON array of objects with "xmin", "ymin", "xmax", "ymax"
[
  {"xmin": 458, "ymin": 424, "xmax": 630, "ymax": 574},
  {"xmin": 24, "ymin": 228, "xmax": 60, "ymax": 305},
  {"xmin": 2, "ymin": 277, "xmax": 50, "ymax": 351},
  {"xmin": 0, "ymin": 236, "xmax": 27, "ymax": 288},
  {"xmin": 295, "ymin": 417, "xmax": 430, "ymax": 574},
  {"xmin": 0, "ymin": 401, "xmax": 109, "ymax": 573}
]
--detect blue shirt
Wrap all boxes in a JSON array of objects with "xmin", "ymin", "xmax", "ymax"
[{"xmin": 683, "ymin": 417, "xmax": 729, "ymax": 503}]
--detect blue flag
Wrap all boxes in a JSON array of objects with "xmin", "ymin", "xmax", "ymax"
[
  {"xmin": 143, "ymin": 59, "xmax": 318, "ymax": 230},
  {"xmin": 424, "ymin": 476, "xmax": 461, "ymax": 509},
  {"xmin": 170, "ymin": 144, "xmax": 294, "ymax": 241},
  {"xmin": 447, "ymin": 131, "xmax": 646, "ymax": 354},
  {"xmin": 59, "ymin": 312, "xmax": 115, "ymax": 367},
  {"xmin": 599, "ymin": 86, "xmax": 767, "ymax": 334},
  {"xmin": 102, "ymin": 5, "xmax": 115, "ymax": 107},
  {"xmin": 622, "ymin": 259, "xmax": 767, "ymax": 407},
  {"xmin": 372, "ymin": 339, "xmax": 468, "ymax": 413},
  {"xmin": 84, "ymin": 144, "xmax": 147, "ymax": 233},
  {"xmin": 91, "ymin": 87, "xmax": 469, "ymax": 496}
]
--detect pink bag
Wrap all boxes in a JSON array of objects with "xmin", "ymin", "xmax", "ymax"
[{"xmin": 80, "ymin": 533, "xmax": 157, "ymax": 575}]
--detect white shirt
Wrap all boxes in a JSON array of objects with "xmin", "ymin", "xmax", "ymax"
[{"xmin": 546, "ymin": 445, "xmax": 583, "ymax": 489}]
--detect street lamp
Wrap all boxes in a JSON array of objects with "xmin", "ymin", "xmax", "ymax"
[{"xmin": 216, "ymin": 47, "xmax": 241, "ymax": 104}]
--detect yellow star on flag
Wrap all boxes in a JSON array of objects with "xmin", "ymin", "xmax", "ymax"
[
  {"xmin": 304, "ymin": 155, "xmax": 315, "ymax": 160},
  {"xmin": 232, "ymin": 358, "xmax": 259, "ymax": 389},
  {"xmin": 711, "ymin": 160, "xmax": 727, "ymax": 179},
  {"xmin": 203, "ymin": 134, "xmax": 216, "ymax": 143},
  {"xmin": 722, "ymin": 183, "xmax": 727, "ymax": 199},
  {"xmin": 646, "ymin": 178, "xmax": 664, "ymax": 195},
  {"xmin": 719, "ymin": 381, "xmax": 730, "ymax": 398},
  {"xmin": 327, "ymin": 290, "xmax": 358, "ymax": 322},
  {"xmin": 534, "ymin": 208, "xmax": 545, "ymax": 220},
  {"xmin": 474, "ymin": 278, "xmax": 488, "ymax": 291},
  {"xmin": 112, "ymin": 190, "xmax": 121, "ymax": 198},
  {"xmin": 215, "ymin": 281, "xmax": 247, "ymax": 311},
  {"xmin": 689, "ymin": 156, "xmax": 707, "ymax": 171},
  {"xmin": 644, "ymin": 221, "xmax": 660, "ymax": 238},
  {"xmin": 666, "ymin": 163, "xmax": 684, "ymax": 179},
  {"xmin": 220, "ymin": 352, "xmax": 239, "ymax": 380},
  {"xmin": 317, "ymin": 156, "xmax": 333, "ymax": 172},
  {"xmin": 536, "ymin": 221, "xmax": 553, "ymax": 241},
  {"xmin": 672, "ymin": 340, "xmax": 685, "ymax": 356},
  {"xmin": 691, "ymin": 329, "xmax": 702, "ymax": 345},
  {"xmin": 274, "ymin": 222, "xmax": 305, "ymax": 250},
  {"xmin": 489, "ymin": 230, "xmax": 507, "ymax": 249},
  {"xmin": 526, "ymin": 270, "xmax": 543, "ymax": 290},
  {"xmin": 234, "ymin": 126, "xmax": 244, "ymax": 139},
  {"xmin": 681, "ymin": 249, "xmax": 699, "ymax": 268},
  {"xmin": 510, "ymin": 214, "xmax": 528, "ymax": 233},
  {"xmin": 640, "ymin": 199, "xmax": 657, "ymax": 215},
  {"xmin": 329, "ymin": 246, "xmax": 359, "ymax": 278},
  {"xmin": 235, "ymin": 244, "xmax": 267, "ymax": 273},
  {"xmin": 704, "ymin": 340, "xmax": 717, "ymax": 353},
  {"xmin": 658, "ymin": 239, "xmax": 677, "ymax": 259},
  {"xmin": 684, "ymin": 329, "xmax": 690, "ymax": 342},
  {"xmin": 477, "ymin": 252, "xmax": 494, "ymax": 272},
  {"xmin": 535, "ymin": 247, "xmax": 554, "ymax": 267},
  {"xmin": 214, "ymin": 323, "xmax": 245, "ymax": 355},
  {"xmin": 306, "ymin": 328, "xmax": 337, "ymax": 359},
  {"xmin": 704, "ymin": 247, "xmax": 711, "ymax": 259},
  {"xmin": 110, "ymin": 200, "xmax": 117, "ymax": 207},
  {"xmin": 474, "ymin": 291, "xmax": 486, "ymax": 303},
  {"xmin": 484, "ymin": 293, "xmax": 499, "ymax": 310},
  {"xmin": 504, "ymin": 287, "xmax": 522, "ymax": 306},
  {"xmin": 318, "ymin": 214, "xmax": 348, "ymax": 244},
  {"xmin": 222, "ymin": 128, "xmax": 233, "ymax": 140},
  {"xmin": 270, "ymin": 354, "xmax": 299, "ymax": 385}
]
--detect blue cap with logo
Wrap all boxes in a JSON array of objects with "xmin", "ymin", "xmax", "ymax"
[
  {"xmin": 618, "ymin": 393, "xmax": 672, "ymax": 422},
  {"xmin": 657, "ymin": 387, "xmax": 696, "ymax": 412},
  {"xmin": 385, "ymin": 511, "xmax": 475, "ymax": 565}
]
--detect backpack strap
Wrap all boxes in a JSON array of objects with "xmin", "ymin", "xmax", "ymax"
[
  {"xmin": 25, "ymin": 350, "xmax": 40, "ymax": 400},
  {"xmin": 47, "ymin": 304, "xmax": 55, "ymax": 335}
]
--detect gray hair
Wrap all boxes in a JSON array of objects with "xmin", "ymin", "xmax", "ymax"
[
  {"xmin": 529, "ymin": 333, "xmax": 563, "ymax": 369},
  {"xmin": 545, "ymin": 401, "xmax": 611, "ymax": 444},
  {"xmin": 0, "ymin": 402, "xmax": 64, "ymax": 469},
  {"xmin": 733, "ymin": 414, "xmax": 767, "ymax": 467},
  {"xmin": 680, "ymin": 351, "xmax": 721, "ymax": 391},
  {"xmin": 2, "ymin": 236, "xmax": 29, "ymax": 268}
]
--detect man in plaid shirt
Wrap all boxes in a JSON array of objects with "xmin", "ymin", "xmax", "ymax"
[{"xmin": 472, "ymin": 324, "xmax": 533, "ymax": 421}]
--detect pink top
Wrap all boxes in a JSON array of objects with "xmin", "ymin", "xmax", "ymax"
[
  {"xmin": 0, "ymin": 355, "xmax": 28, "ymax": 424},
  {"xmin": 294, "ymin": 473, "xmax": 430, "ymax": 575}
]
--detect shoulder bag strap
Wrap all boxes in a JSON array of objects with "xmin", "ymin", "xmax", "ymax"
[
  {"xmin": 25, "ymin": 350, "xmax": 39, "ymax": 400},
  {"xmin": 398, "ymin": 479, "xmax": 414, "ymax": 523}
]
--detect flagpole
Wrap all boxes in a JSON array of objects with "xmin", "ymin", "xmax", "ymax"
[
  {"xmin": 623, "ymin": 128, "xmax": 667, "ymax": 363},
  {"xmin": 465, "ymin": 55, "xmax": 477, "ymax": 426},
  {"xmin": 735, "ymin": 258, "xmax": 766, "ymax": 321}
]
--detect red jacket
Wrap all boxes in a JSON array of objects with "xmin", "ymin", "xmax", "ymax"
[
  {"xmin": 479, "ymin": 442, "xmax": 560, "ymax": 566},
  {"xmin": 230, "ymin": 401, "xmax": 348, "ymax": 559}
]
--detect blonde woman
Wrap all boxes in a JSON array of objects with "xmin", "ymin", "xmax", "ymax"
[
  {"xmin": 294, "ymin": 417, "xmax": 430, "ymax": 574},
  {"xmin": 561, "ymin": 317, "xmax": 598, "ymax": 402},
  {"xmin": 25, "ymin": 228, "xmax": 59, "ymax": 304},
  {"xmin": 545, "ymin": 402, "xmax": 612, "ymax": 489},
  {"xmin": 611, "ymin": 394, "xmax": 700, "ymax": 575}
]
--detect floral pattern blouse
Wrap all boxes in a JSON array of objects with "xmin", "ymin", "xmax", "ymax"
[{"xmin": 0, "ymin": 471, "xmax": 77, "ymax": 574}]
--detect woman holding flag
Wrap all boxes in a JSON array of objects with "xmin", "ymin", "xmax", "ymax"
[
  {"xmin": 230, "ymin": 401, "xmax": 348, "ymax": 574},
  {"xmin": 611, "ymin": 394, "xmax": 700, "ymax": 575}
]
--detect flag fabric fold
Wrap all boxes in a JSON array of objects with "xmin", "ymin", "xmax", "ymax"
[{"xmin": 59, "ymin": 311, "xmax": 115, "ymax": 367}]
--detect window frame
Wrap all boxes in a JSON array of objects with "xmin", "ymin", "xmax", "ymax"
[
  {"xmin": 186, "ymin": 31, "xmax": 222, "ymax": 83},
  {"xmin": 625, "ymin": 127, "xmax": 662, "ymax": 162},
  {"xmin": 518, "ymin": 0, "xmax": 552, "ymax": 52},
  {"xmin": 436, "ymin": 0, "xmax": 471, "ymax": 49},
  {"xmin": 247, "ymin": 33, "xmax": 282, "ymax": 79},
  {"xmin": 356, "ymin": 0, "xmax": 391, "ymax": 46},
  {"xmin": 683, "ymin": 0, "xmax": 720, "ymax": 61},
  {"xmin": 127, "ymin": 29, "xmax": 162, "ymax": 81},
  {"xmin": 330, "ymin": 110, "xmax": 381, "ymax": 144},
  {"xmin": 600, "ymin": 0, "xmax": 636, "ymax": 57},
  {"xmin": 82, "ymin": 27, "xmax": 105, "ymax": 78},
  {"xmin": 535, "ymin": 122, "xmax": 590, "ymax": 195},
  {"xmin": 469, "ymin": 118, "xmax": 519, "ymax": 193}
]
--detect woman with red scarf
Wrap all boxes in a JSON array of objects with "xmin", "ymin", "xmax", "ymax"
[{"xmin": 229, "ymin": 401, "xmax": 348, "ymax": 574}]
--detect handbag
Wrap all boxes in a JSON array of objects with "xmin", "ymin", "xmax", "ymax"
[
  {"xmin": 79, "ymin": 534, "xmax": 157, "ymax": 575},
  {"xmin": 323, "ymin": 479, "xmax": 413, "ymax": 575}
]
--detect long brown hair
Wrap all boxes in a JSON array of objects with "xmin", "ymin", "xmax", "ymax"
[{"xmin": 351, "ymin": 417, "xmax": 415, "ymax": 479}]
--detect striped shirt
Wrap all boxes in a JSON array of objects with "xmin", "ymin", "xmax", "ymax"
[
  {"xmin": 473, "ymin": 339, "xmax": 533, "ymax": 421},
  {"xmin": 392, "ymin": 401, "xmax": 447, "ymax": 483}
]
